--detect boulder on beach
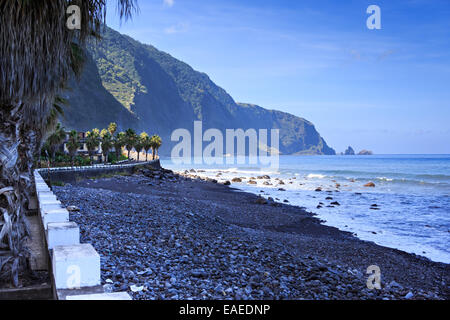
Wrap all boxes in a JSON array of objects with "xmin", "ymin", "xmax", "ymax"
[
  {"xmin": 248, "ymin": 180, "xmax": 257, "ymax": 185},
  {"xmin": 223, "ymin": 181, "xmax": 231, "ymax": 185},
  {"xmin": 67, "ymin": 205, "xmax": 80, "ymax": 212},
  {"xmin": 257, "ymin": 175, "xmax": 271, "ymax": 180},
  {"xmin": 232, "ymin": 177, "xmax": 242, "ymax": 183},
  {"xmin": 255, "ymin": 197, "xmax": 268, "ymax": 205},
  {"xmin": 364, "ymin": 182, "xmax": 376, "ymax": 187},
  {"xmin": 315, "ymin": 187, "xmax": 322, "ymax": 192}
]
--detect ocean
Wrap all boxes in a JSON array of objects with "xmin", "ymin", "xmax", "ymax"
[{"xmin": 161, "ymin": 155, "xmax": 450, "ymax": 264}]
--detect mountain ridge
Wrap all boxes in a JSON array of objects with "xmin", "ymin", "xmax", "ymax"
[{"xmin": 61, "ymin": 26, "xmax": 335, "ymax": 156}]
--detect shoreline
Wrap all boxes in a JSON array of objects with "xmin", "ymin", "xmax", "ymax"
[
  {"xmin": 170, "ymin": 165, "xmax": 450, "ymax": 264},
  {"xmin": 52, "ymin": 166, "xmax": 449, "ymax": 299}
]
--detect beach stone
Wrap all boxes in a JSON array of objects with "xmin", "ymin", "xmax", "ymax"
[
  {"xmin": 232, "ymin": 178, "xmax": 242, "ymax": 182},
  {"xmin": 364, "ymin": 182, "xmax": 376, "ymax": 187},
  {"xmin": 103, "ymin": 283, "xmax": 114, "ymax": 293},
  {"xmin": 255, "ymin": 197, "xmax": 268, "ymax": 205},
  {"xmin": 388, "ymin": 281, "xmax": 403, "ymax": 290},
  {"xmin": 404, "ymin": 291, "xmax": 414, "ymax": 299},
  {"xmin": 49, "ymin": 171, "xmax": 446, "ymax": 301},
  {"xmin": 191, "ymin": 269, "xmax": 208, "ymax": 278}
]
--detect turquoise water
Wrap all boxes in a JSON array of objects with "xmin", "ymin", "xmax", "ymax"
[{"xmin": 162, "ymin": 155, "xmax": 450, "ymax": 263}]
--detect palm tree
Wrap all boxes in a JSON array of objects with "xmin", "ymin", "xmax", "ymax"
[
  {"xmin": 0, "ymin": 0, "xmax": 138, "ymax": 286},
  {"xmin": 134, "ymin": 132, "xmax": 147, "ymax": 162},
  {"xmin": 100, "ymin": 129, "xmax": 113, "ymax": 164},
  {"xmin": 142, "ymin": 133, "xmax": 152, "ymax": 161},
  {"xmin": 150, "ymin": 135, "xmax": 162, "ymax": 160},
  {"xmin": 113, "ymin": 131, "xmax": 126, "ymax": 162},
  {"xmin": 44, "ymin": 95, "xmax": 66, "ymax": 140},
  {"xmin": 124, "ymin": 129, "xmax": 137, "ymax": 160},
  {"xmin": 86, "ymin": 129, "xmax": 100, "ymax": 165},
  {"xmin": 66, "ymin": 130, "xmax": 80, "ymax": 167},
  {"xmin": 46, "ymin": 123, "xmax": 66, "ymax": 163},
  {"xmin": 108, "ymin": 122, "xmax": 117, "ymax": 136}
]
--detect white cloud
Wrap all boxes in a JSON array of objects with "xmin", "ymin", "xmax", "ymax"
[
  {"xmin": 163, "ymin": 0, "xmax": 175, "ymax": 8},
  {"xmin": 164, "ymin": 22, "xmax": 189, "ymax": 34}
]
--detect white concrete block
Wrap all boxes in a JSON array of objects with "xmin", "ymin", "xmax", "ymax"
[
  {"xmin": 37, "ymin": 190, "xmax": 55, "ymax": 197},
  {"xmin": 66, "ymin": 292, "xmax": 132, "ymax": 300},
  {"xmin": 39, "ymin": 200, "xmax": 62, "ymax": 212},
  {"xmin": 42, "ymin": 209, "xmax": 69, "ymax": 229},
  {"xmin": 52, "ymin": 244, "xmax": 100, "ymax": 289},
  {"xmin": 39, "ymin": 194, "xmax": 58, "ymax": 202},
  {"xmin": 46, "ymin": 222, "xmax": 79, "ymax": 249},
  {"xmin": 36, "ymin": 182, "xmax": 49, "ymax": 188}
]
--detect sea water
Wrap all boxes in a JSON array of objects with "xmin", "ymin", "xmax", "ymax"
[{"xmin": 162, "ymin": 155, "xmax": 450, "ymax": 264}]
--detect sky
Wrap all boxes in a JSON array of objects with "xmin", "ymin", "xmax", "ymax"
[{"xmin": 105, "ymin": 0, "xmax": 450, "ymax": 154}]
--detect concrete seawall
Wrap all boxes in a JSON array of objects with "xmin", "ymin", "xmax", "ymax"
[
  {"xmin": 33, "ymin": 160, "xmax": 160, "ymax": 300},
  {"xmin": 39, "ymin": 160, "xmax": 161, "ymax": 184}
]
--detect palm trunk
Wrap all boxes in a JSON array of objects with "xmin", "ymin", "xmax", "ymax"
[
  {"xmin": 137, "ymin": 152, "xmax": 140, "ymax": 162},
  {"xmin": 0, "ymin": 104, "xmax": 32, "ymax": 286},
  {"xmin": 152, "ymin": 148, "xmax": 155, "ymax": 160},
  {"xmin": 145, "ymin": 152, "xmax": 148, "ymax": 162}
]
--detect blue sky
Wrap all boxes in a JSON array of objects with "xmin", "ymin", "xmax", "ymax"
[{"xmin": 106, "ymin": 0, "xmax": 450, "ymax": 154}]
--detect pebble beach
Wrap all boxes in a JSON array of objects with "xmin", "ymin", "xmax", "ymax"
[{"xmin": 52, "ymin": 166, "xmax": 449, "ymax": 300}]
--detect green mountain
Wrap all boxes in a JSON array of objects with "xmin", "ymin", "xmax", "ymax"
[{"xmin": 61, "ymin": 26, "xmax": 335, "ymax": 156}]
